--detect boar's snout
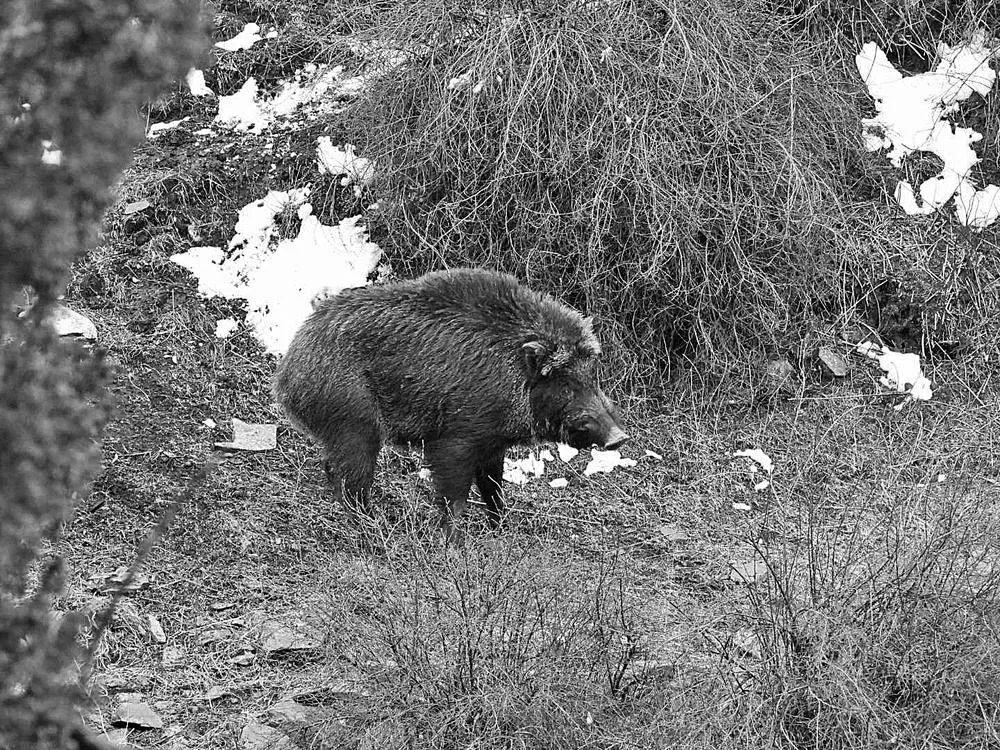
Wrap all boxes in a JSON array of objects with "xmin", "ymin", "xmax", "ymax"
[
  {"xmin": 563, "ymin": 390, "xmax": 629, "ymax": 450},
  {"xmin": 602, "ymin": 423, "xmax": 630, "ymax": 450}
]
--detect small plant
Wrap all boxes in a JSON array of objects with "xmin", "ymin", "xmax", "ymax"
[
  {"xmin": 742, "ymin": 480, "xmax": 1000, "ymax": 748},
  {"xmin": 322, "ymin": 524, "xmax": 653, "ymax": 749}
]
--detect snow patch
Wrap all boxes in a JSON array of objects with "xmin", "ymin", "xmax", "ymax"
[
  {"xmin": 733, "ymin": 449, "xmax": 774, "ymax": 474},
  {"xmin": 857, "ymin": 31, "xmax": 1000, "ymax": 229},
  {"xmin": 216, "ymin": 23, "xmax": 263, "ymax": 52},
  {"xmin": 583, "ymin": 449, "xmax": 637, "ymax": 477},
  {"xmin": 215, "ymin": 66, "xmax": 346, "ymax": 133},
  {"xmin": 147, "ymin": 117, "xmax": 189, "ymax": 138},
  {"xmin": 317, "ymin": 138, "xmax": 375, "ymax": 193},
  {"xmin": 215, "ymin": 318, "xmax": 238, "ymax": 338},
  {"xmin": 448, "ymin": 70, "xmax": 485, "ymax": 93},
  {"xmin": 856, "ymin": 341, "xmax": 933, "ymax": 409},
  {"xmin": 41, "ymin": 140, "xmax": 62, "ymax": 165},
  {"xmin": 170, "ymin": 189, "xmax": 381, "ymax": 355},
  {"xmin": 503, "ymin": 451, "xmax": 547, "ymax": 484},
  {"xmin": 215, "ymin": 78, "xmax": 268, "ymax": 132},
  {"xmin": 556, "ymin": 443, "xmax": 579, "ymax": 462},
  {"xmin": 186, "ymin": 68, "xmax": 213, "ymax": 96}
]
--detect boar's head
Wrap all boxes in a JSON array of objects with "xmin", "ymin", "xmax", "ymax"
[{"xmin": 522, "ymin": 336, "xmax": 628, "ymax": 450}]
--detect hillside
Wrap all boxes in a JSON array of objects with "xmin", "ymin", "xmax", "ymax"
[{"xmin": 10, "ymin": 1, "xmax": 1000, "ymax": 748}]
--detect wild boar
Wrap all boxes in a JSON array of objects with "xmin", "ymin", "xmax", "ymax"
[{"xmin": 273, "ymin": 268, "xmax": 627, "ymax": 529}]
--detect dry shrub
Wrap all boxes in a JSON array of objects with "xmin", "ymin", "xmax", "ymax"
[
  {"xmin": 332, "ymin": 0, "xmax": 888, "ymax": 389},
  {"xmin": 321, "ymin": 0, "xmax": 1000, "ymax": 389},
  {"xmin": 742, "ymin": 482, "xmax": 1000, "ymax": 749},
  {"xmin": 321, "ymin": 529, "xmax": 660, "ymax": 749}
]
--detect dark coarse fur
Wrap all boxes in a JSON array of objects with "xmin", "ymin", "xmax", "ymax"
[{"xmin": 274, "ymin": 268, "xmax": 627, "ymax": 528}]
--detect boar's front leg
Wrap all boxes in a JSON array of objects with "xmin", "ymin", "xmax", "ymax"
[
  {"xmin": 425, "ymin": 438, "xmax": 477, "ymax": 533},
  {"xmin": 322, "ymin": 420, "xmax": 380, "ymax": 510},
  {"xmin": 476, "ymin": 447, "xmax": 506, "ymax": 529}
]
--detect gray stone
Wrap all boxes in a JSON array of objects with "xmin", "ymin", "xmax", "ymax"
[
  {"xmin": 112, "ymin": 701, "xmax": 163, "ymax": 729},
  {"xmin": 260, "ymin": 622, "xmax": 320, "ymax": 655},
  {"xmin": 239, "ymin": 720, "xmax": 297, "ymax": 750},
  {"xmin": 729, "ymin": 558, "xmax": 770, "ymax": 586}
]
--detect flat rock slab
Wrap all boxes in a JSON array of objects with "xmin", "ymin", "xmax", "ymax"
[
  {"xmin": 113, "ymin": 701, "xmax": 163, "ymax": 729},
  {"xmin": 267, "ymin": 699, "xmax": 313, "ymax": 727},
  {"xmin": 38, "ymin": 303, "xmax": 98, "ymax": 340},
  {"xmin": 260, "ymin": 622, "xmax": 320, "ymax": 655},
  {"xmin": 239, "ymin": 720, "xmax": 297, "ymax": 750},
  {"xmin": 215, "ymin": 418, "xmax": 277, "ymax": 452},
  {"xmin": 729, "ymin": 559, "xmax": 770, "ymax": 586}
]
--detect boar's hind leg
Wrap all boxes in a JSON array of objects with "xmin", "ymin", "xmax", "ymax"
[
  {"xmin": 475, "ymin": 448, "xmax": 506, "ymax": 529},
  {"xmin": 425, "ymin": 439, "xmax": 477, "ymax": 526}
]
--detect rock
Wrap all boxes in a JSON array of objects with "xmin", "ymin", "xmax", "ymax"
[
  {"xmin": 656, "ymin": 524, "xmax": 689, "ymax": 543},
  {"xmin": 124, "ymin": 199, "xmax": 151, "ymax": 215},
  {"xmin": 214, "ymin": 418, "xmax": 277, "ymax": 452},
  {"xmin": 161, "ymin": 645, "xmax": 184, "ymax": 669},
  {"xmin": 818, "ymin": 346, "xmax": 848, "ymax": 376},
  {"xmin": 763, "ymin": 357, "xmax": 795, "ymax": 394},
  {"xmin": 147, "ymin": 614, "xmax": 166, "ymax": 643},
  {"xmin": 99, "ymin": 671, "xmax": 153, "ymax": 692},
  {"xmin": 37, "ymin": 302, "xmax": 98, "ymax": 340},
  {"xmin": 729, "ymin": 558, "xmax": 770, "ymax": 586},
  {"xmin": 260, "ymin": 622, "xmax": 320, "ymax": 655},
  {"xmin": 266, "ymin": 698, "xmax": 344, "ymax": 747},
  {"xmin": 198, "ymin": 628, "xmax": 234, "ymax": 646},
  {"xmin": 266, "ymin": 699, "xmax": 312, "ymax": 727},
  {"xmin": 239, "ymin": 720, "xmax": 296, "ymax": 750},
  {"xmin": 203, "ymin": 685, "xmax": 235, "ymax": 702},
  {"xmin": 229, "ymin": 650, "xmax": 256, "ymax": 666},
  {"xmin": 87, "ymin": 566, "xmax": 150, "ymax": 594},
  {"xmin": 112, "ymin": 701, "xmax": 163, "ymax": 729}
]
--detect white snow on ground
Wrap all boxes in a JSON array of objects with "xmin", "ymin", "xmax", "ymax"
[
  {"xmin": 215, "ymin": 318, "xmax": 238, "ymax": 338},
  {"xmin": 556, "ymin": 443, "xmax": 579, "ymax": 462},
  {"xmin": 733, "ymin": 449, "xmax": 774, "ymax": 474},
  {"xmin": 215, "ymin": 78, "xmax": 269, "ymax": 131},
  {"xmin": 270, "ymin": 64, "xmax": 345, "ymax": 118},
  {"xmin": 215, "ymin": 22, "xmax": 264, "ymax": 52},
  {"xmin": 857, "ymin": 341, "xmax": 933, "ymax": 409},
  {"xmin": 584, "ymin": 449, "xmax": 637, "ymax": 476},
  {"xmin": 40, "ymin": 140, "xmax": 61, "ymax": 166},
  {"xmin": 214, "ymin": 65, "xmax": 347, "ymax": 133},
  {"xmin": 147, "ymin": 117, "xmax": 190, "ymax": 138},
  {"xmin": 317, "ymin": 138, "xmax": 375, "ymax": 192},
  {"xmin": 503, "ymin": 452, "xmax": 547, "ymax": 485},
  {"xmin": 170, "ymin": 189, "xmax": 381, "ymax": 355},
  {"xmin": 447, "ymin": 70, "xmax": 484, "ymax": 93},
  {"xmin": 186, "ymin": 68, "xmax": 213, "ymax": 96},
  {"xmin": 857, "ymin": 31, "xmax": 1000, "ymax": 229}
]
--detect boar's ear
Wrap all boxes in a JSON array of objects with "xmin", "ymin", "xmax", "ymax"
[{"xmin": 522, "ymin": 339, "xmax": 552, "ymax": 379}]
